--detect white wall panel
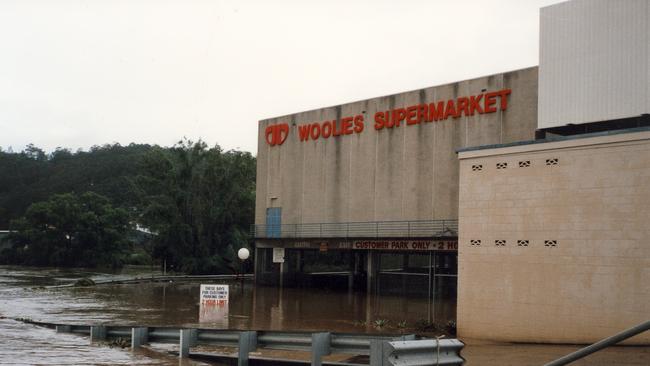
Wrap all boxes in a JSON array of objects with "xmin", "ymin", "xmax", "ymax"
[{"xmin": 539, "ymin": 0, "xmax": 649, "ymax": 128}]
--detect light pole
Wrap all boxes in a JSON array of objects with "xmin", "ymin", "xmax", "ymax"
[{"xmin": 237, "ymin": 248, "xmax": 250, "ymax": 290}]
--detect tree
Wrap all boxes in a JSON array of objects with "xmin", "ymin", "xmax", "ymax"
[
  {"xmin": 136, "ymin": 140, "xmax": 256, "ymax": 274},
  {"xmin": 0, "ymin": 143, "xmax": 152, "ymax": 227},
  {"xmin": 2, "ymin": 192, "xmax": 132, "ymax": 267}
]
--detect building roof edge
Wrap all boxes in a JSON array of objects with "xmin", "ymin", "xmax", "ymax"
[{"xmin": 456, "ymin": 126, "xmax": 650, "ymax": 154}]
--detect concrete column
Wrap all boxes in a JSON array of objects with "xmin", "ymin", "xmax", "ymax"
[
  {"xmin": 253, "ymin": 247, "xmax": 260, "ymax": 284},
  {"xmin": 366, "ymin": 251, "xmax": 377, "ymax": 295},
  {"xmin": 348, "ymin": 272, "xmax": 354, "ymax": 293},
  {"xmin": 295, "ymin": 250, "xmax": 302, "ymax": 286},
  {"xmin": 401, "ymin": 254, "xmax": 408, "ymax": 297},
  {"xmin": 348, "ymin": 251, "xmax": 355, "ymax": 292},
  {"xmin": 295, "ymin": 250, "xmax": 302, "ymax": 271}
]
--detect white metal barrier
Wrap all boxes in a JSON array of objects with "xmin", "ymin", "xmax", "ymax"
[{"xmin": 30, "ymin": 319, "xmax": 466, "ymax": 365}]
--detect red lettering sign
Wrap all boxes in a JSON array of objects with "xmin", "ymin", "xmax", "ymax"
[
  {"xmin": 265, "ymin": 89, "xmax": 511, "ymax": 146},
  {"xmin": 352, "ymin": 240, "xmax": 457, "ymax": 251},
  {"xmin": 265, "ymin": 123, "xmax": 289, "ymax": 146}
]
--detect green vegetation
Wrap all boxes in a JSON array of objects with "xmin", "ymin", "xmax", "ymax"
[
  {"xmin": 4, "ymin": 192, "xmax": 130, "ymax": 267},
  {"xmin": 373, "ymin": 319, "xmax": 389, "ymax": 328},
  {"xmin": 0, "ymin": 140, "xmax": 255, "ymax": 273},
  {"xmin": 135, "ymin": 140, "xmax": 255, "ymax": 274}
]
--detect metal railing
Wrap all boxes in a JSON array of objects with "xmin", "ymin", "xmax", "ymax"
[
  {"xmin": 47, "ymin": 274, "xmax": 253, "ymax": 289},
  {"xmin": 252, "ymin": 219, "xmax": 458, "ymax": 239},
  {"xmin": 382, "ymin": 339, "xmax": 465, "ymax": 366},
  {"xmin": 19, "ymin": 319, "xmax": 464, "ymax": 366}
]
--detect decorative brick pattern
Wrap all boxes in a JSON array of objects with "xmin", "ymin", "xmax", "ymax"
[
  {"xmin": 545, "ymin": 158, "xmax": 559, "ymax": 165},
  {"xmin": 470, "ymin": 239, "xmax": 481, "ymax": 246},
  {"xmin": 495, "ymin": 239, "xmax": 506, "ymax": 246},
  {"xmin": 518, "ymin": 160, "xmax": 531, "ymax": 167},
  {"xmin": 496, "ymin": 162, "xmax": 508, "ymax": 169},
  {"xmin": 517, "ymin": 240, "xmax": 529, "ymax": 247},
  {"xmin": 472, "ymin": 164, "xmax": 483, "ymax": 171},
  {"xmin": 544, "ymin": 240, "xmax": 557, "ymax": 247}
]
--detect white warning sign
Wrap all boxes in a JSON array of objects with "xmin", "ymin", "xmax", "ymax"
[
  {"xmin": 199, "ymin": 284, "xmax": 229, "ymax": 326},
  {"xmin": 272, "ymin": 247, "xmax": 285, "ymax": 263}
]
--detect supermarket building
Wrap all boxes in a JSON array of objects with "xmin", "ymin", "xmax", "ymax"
[{"xmin": 252, "ymin": 0, "xmax": 650, "ymax": 344}]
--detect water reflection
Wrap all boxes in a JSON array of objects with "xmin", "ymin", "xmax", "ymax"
[{"xmin": 0, "ymin": 266, "xmax": 451, "ymax": 334}]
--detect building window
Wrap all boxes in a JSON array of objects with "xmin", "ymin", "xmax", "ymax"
[
  {"xmin": 472, "ymin": 164, "xmax": 483, "ymax": 171},
  {"xmin": 495, "ymin": 239, "xmax": 506, "ymax": 246},
  {"xmin": 546, "ymin": 158, "xmax": 559, "ymax": 166},
  {"xmin": 518, "ymin": 160, "xmax": 530, "ymax": 168},
  {"xmin": 517, "ymin": 240, "xmax": 529, "ymax": 247},
  {"xmin": 496, "ymin": 162, "xmax": 508, "ymax": 169}
]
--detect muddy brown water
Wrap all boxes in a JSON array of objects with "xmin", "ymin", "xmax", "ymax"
[{"xmin": 0, "ymin": 266, "xmax": 647, "ymax": 365}]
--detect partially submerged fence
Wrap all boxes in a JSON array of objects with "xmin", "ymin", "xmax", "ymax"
[
  {"xmin": 49, "ymin": 273, "xmax": 253, "ymax": 288},
  {"xmin": 25, "ymin": 320, "xmax": 464, "ymax": 365}
]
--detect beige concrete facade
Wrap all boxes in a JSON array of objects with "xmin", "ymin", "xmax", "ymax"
[
  {"xmin": 457, "ymin": 129, "xmax": 650, "ymax": 344},
  {"xmin": 256, "ymin": 67, "xmax": 538, "ymax": 226}
]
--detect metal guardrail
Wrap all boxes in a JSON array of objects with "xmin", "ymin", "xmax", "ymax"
[
  {"xmin": 20, "ymin": 320, "xmax": 464, "ymax": 366},
  {"xmin": 543, "ymin": 320, "xmax": 650, "ymax": 366},
  {"xmin": 252, "ymin": 219, "xmax": 458, "ymax": 239},
  {"xmin": 48, "ymin": 274, "xmax": 253, "ymax": 288},
  {"xmin": 385, "ymin": 339, "xmax": 464, "ymax": 366}
]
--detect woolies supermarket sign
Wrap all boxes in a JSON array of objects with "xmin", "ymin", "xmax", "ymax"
[{"xmin": 265, "ymin": 88, "xmax": 511, "ymax": 146}]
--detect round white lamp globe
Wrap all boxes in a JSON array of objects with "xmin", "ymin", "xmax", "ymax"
[{"xmin": 237, "ymin": 248, "xmax": 250, "ymax": 261}]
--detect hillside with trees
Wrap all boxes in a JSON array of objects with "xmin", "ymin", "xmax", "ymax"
[{"xmin": 0, "ymin": 141, "xmax": 256, "ymax": 274}]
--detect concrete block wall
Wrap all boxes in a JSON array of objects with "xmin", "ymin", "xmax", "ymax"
[{"xmin": 457, "ymin": 129, "xmax": 650, "ymax": 344}]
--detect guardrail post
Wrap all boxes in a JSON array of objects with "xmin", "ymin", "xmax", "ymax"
[
  {"xmin": 369, "ymin": 339, "xmax": 391, "ymax": 366},
  {"xmin": 90, "ymin": 325, "xmax": 107, "ymax": 343},
  {"xmin": 131, "ymin": 327, "xmax": 148, "ymax": 349},
  {"xmin": 56, "ymin": 325, "xmax": 71, "ymax": 333},
  {"xmin": 179, "ymin": 329, "xmax": 197, "ymax": 358},
  {"xmin": 238, "ymin": 331, "xmax": 258, "ymax": 366},
  {"xmin": 311, "ymin": 332, "xmax": 331, "ymax": 366}
]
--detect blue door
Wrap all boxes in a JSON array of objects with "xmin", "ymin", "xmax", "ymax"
[{"xmin": 266, "ymin": 207, "xmax": 281, "ymax": 238}]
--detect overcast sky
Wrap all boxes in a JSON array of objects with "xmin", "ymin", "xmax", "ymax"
[{"xmin": 0, "ymin": 0, "xmax": 563, "ymax": 155}]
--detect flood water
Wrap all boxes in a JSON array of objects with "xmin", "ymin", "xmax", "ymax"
[{"xmin": 0, "ymin": 265, "xmax": 648, "ymax": 365}]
